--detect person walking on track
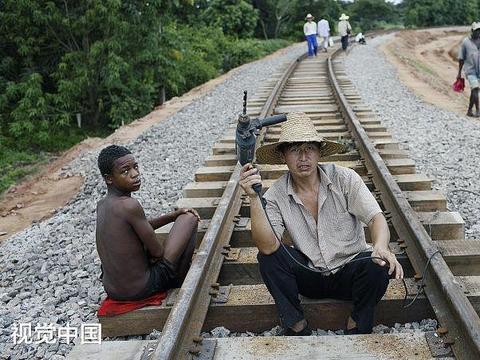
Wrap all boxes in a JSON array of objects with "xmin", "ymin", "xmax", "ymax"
[
  {"xmin": 303, "ymin": 14, "xmax": 318, "ymax": 57},
  {"xmin": 458, "ymin": 22, "xmax": 480, "ymax": 117},
  {"xmin": 317, "ymin": 17, "xmax": 330, "ymax": 52},
  {"xmin": 338, "ymin": 13, "xmax": 352, "ymax": 51}
]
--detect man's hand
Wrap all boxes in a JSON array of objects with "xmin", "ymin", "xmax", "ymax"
[
  {"xmin": 239, "ymin": 163, "xmax": 262, "ymax": 197},
  {"xmin": 371, "ymin": 246, "xmax": 404, "ymax": 279},
  {"xmin": 172, "ymin": 208, "xmax": 200, "ymax": 222}
]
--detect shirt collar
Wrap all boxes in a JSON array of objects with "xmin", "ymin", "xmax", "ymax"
[{"xmin": 286, "ymin": 165, "xmax": 332, "ymax": 204}]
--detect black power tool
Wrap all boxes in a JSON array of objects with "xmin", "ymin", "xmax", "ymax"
[{"xmin": 235, "ymin": 91, "xmax": 287, "ymax": 195}]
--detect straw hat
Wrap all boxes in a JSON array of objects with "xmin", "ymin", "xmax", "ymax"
[
  {"xmin": 472, "ymin": 22, "xmax": 480, "ymax": 31},
  {"xmin": 256, "ymin": 112, "xmax": 345, "ymax": 165},
  {"xmin": 305, "ymin": 13, "xmax": 314, "ymax": 20},
  {"xmin": 339, "ymin": 13, "xmax": 350, "ymax": 21}
]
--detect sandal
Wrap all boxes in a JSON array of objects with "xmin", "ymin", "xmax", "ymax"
[
  {"xmin": 279, "ymin": 325, "xmax": 312, "ymax": 336},
  {"xmin": 345, "ymin": 327, "xmax": 359, "ymax": 335}
]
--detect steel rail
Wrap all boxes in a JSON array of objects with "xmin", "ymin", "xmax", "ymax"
[
  {"xmin": 149, "ymin": 52, "xmax": 305, "ymax": 360},
  {"xmin": 327, "ymin": 49, "xmax": 480, "ymax": 359}
]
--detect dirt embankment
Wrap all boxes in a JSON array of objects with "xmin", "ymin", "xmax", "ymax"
[{"xmin": 380, "ymin": 27, "xmax": 472, "ymax": 117}]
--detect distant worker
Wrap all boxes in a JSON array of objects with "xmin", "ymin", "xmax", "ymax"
[
  {"xmin": 317, "ymin": 17, "xmax": 330, "ymax": 52},
  {"xmin": 338, "ymin": 13, "xmax": 352, "ymax": 51},
  {"xmin": 355, "ymin": 32, "xmax": 366, "ymax": 45},
  {"xmin": 303, "ymin": 14, "xmax": 318, "ymax": 57},
  {"xmin": 458, "ymin": 22, "xmax": 480, "ymax": 117}
]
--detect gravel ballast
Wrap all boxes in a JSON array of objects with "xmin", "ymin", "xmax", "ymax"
[
  {"xmin": 204, "ymin": 318, "xmax": 439, "ymax": 338},
  {"xmin": 0, "ymin": 37, "xmax": 461, "ymax": 359},
  {"xmin": 344, "ymin": 35, "xmax": 480, "ymax": 239},
  {"xmin": 0, "ymin": 45, "xmax": 305, "ymax": 359}
]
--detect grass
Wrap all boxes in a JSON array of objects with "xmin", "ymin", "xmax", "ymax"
[
  {"xmin": 0, "ymin": 148, "xmax": 45, "ymax": 194},
  {"xmin": 0, "ymin": 126, "xmax": 104, "ymax": 195}
]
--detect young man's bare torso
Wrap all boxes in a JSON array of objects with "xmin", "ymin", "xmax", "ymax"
[{"xmin": 96, "ymin": 195, "xmax": 153, "ymax": 299}]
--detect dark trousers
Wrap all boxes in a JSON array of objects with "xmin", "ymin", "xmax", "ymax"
[
  {"xmin": 341, "ymin": 35, "xmax": 349, "ymax": 50},
  {"xmin": 258, "ymin": 246, "xmax": 389, "ymax": 334}
]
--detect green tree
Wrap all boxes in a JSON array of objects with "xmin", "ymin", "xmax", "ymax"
[
  {"xmin": 403, "ymin": 0, "xmax": 479, "ymax": 27},
  {"xmin": 200, "ymin": 0, "xmax": 259, "ymax": 38},
  {"xmin": 252, "ymin": 0, "xmax": 342, "ymax": 40},
  {"xmin": 0, "ymin": 0, "xmax": 194, "ymax": 149},
  {"xmin": 253, "ymin": 0, "xmax": 299, "ymax": 39},
  {"xmin": 349, "ymin": 0, "xmax": 399, "ymax": 31}
]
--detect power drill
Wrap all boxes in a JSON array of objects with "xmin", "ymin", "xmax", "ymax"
[{"xmin": 235, "ymin": 91, "xmax": 287, "ymax": 195}]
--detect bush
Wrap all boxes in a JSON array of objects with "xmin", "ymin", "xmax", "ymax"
[
  {"xmin": 222, "ymin": 38, "xmax": 291, "ymax": 71},
  {"xmin": 162, "ymin": 25, "xmax": 291, "ymax": 97}
]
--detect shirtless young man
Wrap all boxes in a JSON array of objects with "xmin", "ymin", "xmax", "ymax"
[{"xmin": 96, "ymin": 145, "xmax": 199, "ymax": 300}]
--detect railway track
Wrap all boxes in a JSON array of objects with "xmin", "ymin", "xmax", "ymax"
[{"xmin": 69, "ymin": 45, "xmax": 480, "ymax": 359}]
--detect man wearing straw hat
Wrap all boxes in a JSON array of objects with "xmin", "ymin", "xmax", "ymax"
[
  {"xmin": 303, "ymin": 14, "xmax": 318, "ymax": 57},
  {"xmin": 239, "ymin": 112, "xmax": 403, "ymax": 336},
  {"xmin": 338, "ymin": 13, "xmax": 352, "ymax": 51}
]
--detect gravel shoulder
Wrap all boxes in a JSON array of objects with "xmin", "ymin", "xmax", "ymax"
[
  {"xmin": 0, "ymin": 43, "xmax": 305, "ymax": 359},
  {"xmin": 345, "ymin": 34, "xmax": 480, "ymax": 239},
  {"xmin": 379, "ymin": 27, "xmax": 470, "ymax": 117}
]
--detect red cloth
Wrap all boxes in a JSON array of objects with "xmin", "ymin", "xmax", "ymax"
[
  {"xmin": 453, "ymin": 77, "xmax": 465, "ymax": 92},
  {"xmin": 97, "ymin": 291, "xmax": 167, "ymax": 317}
]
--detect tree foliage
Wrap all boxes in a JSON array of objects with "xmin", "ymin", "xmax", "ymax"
[
  {"xmin": 200, "ymin": 0, "xmax": 259, "ymax": 38},
  {"xmin": 348, "ymin": 0, "xmax": 400, "ymax": 31},
  {"xmin": 4, "ymin": 0, "xmax": 480, "ymax": 169},
  {"xmin": 0, "ymin": 0, "xmax": 278, "ymax": 153},
  {"xmin": 403, "ymin": 0, "xmax": 479, "ymax": 27},
  {"xmin": 252, "ymin": 0, "xmax": 342, "ymax": 39},
  {"xmin": 0, "ymin": 0, "xmax": 182, "ymax": 149}
]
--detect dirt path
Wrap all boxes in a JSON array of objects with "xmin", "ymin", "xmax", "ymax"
[
  {"xmin": 0, "ymin": 44, "xmax": 298, "ymax": 241},
  {"xmin": 380, "ymin": 27, "xmax": 473, "ymax": 117}
]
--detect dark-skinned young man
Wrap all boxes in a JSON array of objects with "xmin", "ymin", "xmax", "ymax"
[{"xmin": 95, "ymin": 145, "xmax": 199, "ymax": 301}]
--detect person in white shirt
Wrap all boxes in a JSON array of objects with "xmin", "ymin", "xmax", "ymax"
[
  {"xmin": 355, "ymin": 32, "xmax": 366, "ymax": 45},
  {"xmin": 303, "ymin": 14, "xmax": 318, "ymax": 57},
  {"xmin": 338, "ymin": 13, "xmax": 352, "ymax": 51},
  {"xmin": 317, "ymin": 18, "xmax": 330, "ymax": 52}
]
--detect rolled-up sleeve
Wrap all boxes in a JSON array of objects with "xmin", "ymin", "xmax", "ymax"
[
  {"xmin": 264, "ymin": 197, "xmax": 285, "ymax": 240},
  {"xmin": 346, "ymin": 170, "xmax": 382, "ymax": 225}
]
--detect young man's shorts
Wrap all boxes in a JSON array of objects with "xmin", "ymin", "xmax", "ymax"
[
  {"xmin": 129, "ymin": 259, "xmax": 178, "ymax": 300},
  {"xmin": 467, "ymin": 74, "xmax": 479, "ymax": 89}
]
